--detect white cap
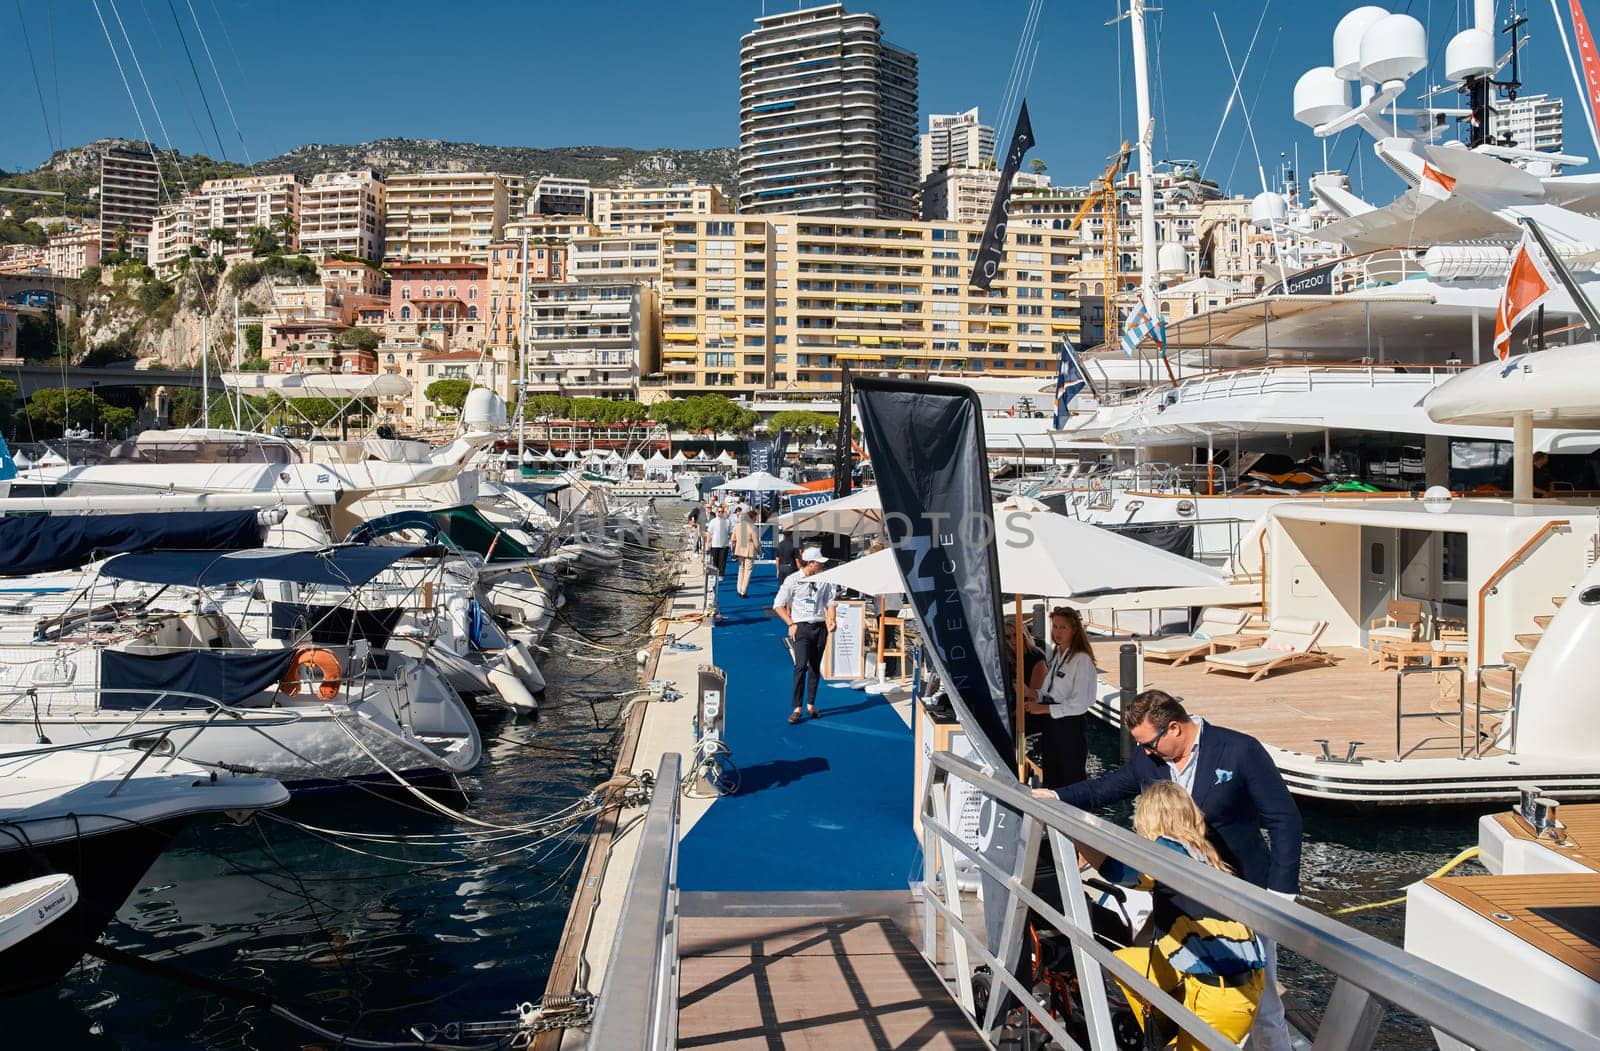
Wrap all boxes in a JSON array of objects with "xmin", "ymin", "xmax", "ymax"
[{"xmin": 800, "ymin": 546, "xmax": 829, "ymax": 564}]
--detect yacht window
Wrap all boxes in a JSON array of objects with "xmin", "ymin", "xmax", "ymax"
[{"xmin": 1369, "ymin": 543, "xmax": 1385, "ymax": 576}]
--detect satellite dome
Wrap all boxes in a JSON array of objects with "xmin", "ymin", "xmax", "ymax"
[
  {"xmin": 1445, "ymin": 27, "xmax": 1494, "ymax": 82},
  {"xmin": 1333, "ymin": 6, "xmax": 1390, "ymax": 80},
  {"xmin": 1157, "ymin": 242, "xmax": 1189, "ymax": 276},
  {"xmin": 1294, "ymin": 66, "xmax": 1348, "ymax": 128},
  {"xmin": 463, "ymin": 388, "xmax": 508, "ymax": 429},
  {"xmin": 1359, "ymin": 13, "xmax": 1427, "ymax": 84},
  {"xmin": 1251, "ymin": 191, "xmax": 1288, "ymax": 228}
]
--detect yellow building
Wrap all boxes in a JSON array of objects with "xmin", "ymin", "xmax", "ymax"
[
  {"xmin": 654, "ymin": 214, "xmax": 1080, "ymax": 397},
  {"xmin": 590, "ymin": 182, "xmax": 728, "ymax": 234}
]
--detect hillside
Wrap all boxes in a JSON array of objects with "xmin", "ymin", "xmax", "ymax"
[{"xmin": 1, "ymin": 138, "xmax": 737, "ymax": 242}]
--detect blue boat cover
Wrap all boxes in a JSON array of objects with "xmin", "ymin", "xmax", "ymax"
[
  {"xmin": 269, "ymin": 601, "xmax": 403, "ymax": 647},
  {"xmin": 100, "ymin": 544, "xmax": 437, "ymax": 589},
  {"xmin": 0, "ymin": 510, "xmax": 263, "ymax": 576},
  {"xmin": 346, "ymin": 510, "xmax": 441, "ymax": 546},
  {"xmin": 99, "ymin": 647, "xmax": 298, "ymax": 709}
]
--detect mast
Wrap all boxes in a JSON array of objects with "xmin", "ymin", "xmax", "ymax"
[
  {"xmin": 1130, "ymin": 0, "xmax": 1159, "ymax": 315},
  {"xmin": 201, "ymin": 313, "xmax": 210, "ymax": 427},
  {"xmin": 517, "ymin": 226, "xmax": 531, "ymax": 467},
  {"xmin": 232, "ymin": 295, "xmax": 242, "ymax": 427}
]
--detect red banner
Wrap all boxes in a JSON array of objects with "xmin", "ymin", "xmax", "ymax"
[{"xmin": 1572, "ymin": 1, "xmax": 1600, "ymax": 144}]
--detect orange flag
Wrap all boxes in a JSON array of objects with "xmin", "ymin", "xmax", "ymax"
[{"xmin": 1494, "ymin": 228, "xmax": 1557, "ymax": 360}]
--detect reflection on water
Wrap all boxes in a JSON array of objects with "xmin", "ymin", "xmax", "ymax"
[{"xmin": 14, "ymin": 512, "xmax": 1485, "ymax": 1050}]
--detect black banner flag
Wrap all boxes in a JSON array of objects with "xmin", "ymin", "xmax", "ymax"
[
  {"xmin": 854, "ymin": 376, "xmax": 1022, "ymax": 963},
  {"xmin": 968, "ymin": 101, "xmax": 1036, "ymax": 293}
]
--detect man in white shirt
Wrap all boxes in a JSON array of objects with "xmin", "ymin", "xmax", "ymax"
[
  {"xmin": 705, "ymin": 505, "xmax": 732, "ymax": 576},
  {"xmin": 772, "ymin": 546, "xmax": 837, "ymax": 723}
]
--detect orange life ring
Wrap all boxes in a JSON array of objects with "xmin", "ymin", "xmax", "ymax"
[{"xmin": 281, "ymin": 647, "xmax": 343, "ymax": 700}]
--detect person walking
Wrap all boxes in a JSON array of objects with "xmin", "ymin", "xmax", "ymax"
[
  {"xmin": 732, "ymin": 509, "xmax": 761, "ymax": 597},
  {"xmin": 1032, "ymin": 689, "xmax": 1301, "ymax": 1051},
  {"xmin": 1025, "ymin": 606, "xmax": 1095, "ymax": 788},
  {"xmin": 772, "ymin": 547, "xmax": 836, "ymax": 723},
  {"xmin": 1083, "ymin": 782, "xmax": 1266, "ymax": 1049},
  {"xmin": 685, "ymin": 501, "xmax": 706, "ymax": 554},
  {"xmin": 775, "ymin": 529, "xmax": 799, "ymax": 586},
  {"xmin": 705, "ymin": 503, "xmax": 731, "ymax": 577}
]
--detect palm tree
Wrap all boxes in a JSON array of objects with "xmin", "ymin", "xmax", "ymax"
[
  {"xmin": 247, "ymin": 225, "xmax": 278, "ymax": 256},
  {"xmin": 271, "ymin": 212, "xmax": 298, "ymax": 253},
  {"xmin": 205, "ymin": 227, "xmax": 235, "ymax": 254}
]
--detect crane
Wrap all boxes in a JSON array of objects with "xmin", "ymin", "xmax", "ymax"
[{"xmin": 1058, "ymin": 142, "xmax": 1131, "ymax": 349}]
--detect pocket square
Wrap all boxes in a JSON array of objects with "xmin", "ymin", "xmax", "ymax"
[{"xmin": 1214, "ymin": 769, "xmax": 1234, "ymax": 785}]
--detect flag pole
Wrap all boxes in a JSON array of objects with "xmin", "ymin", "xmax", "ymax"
[{"xmin": 1519, "ymin": 217, "xmax": 1600, "ymax": 333}]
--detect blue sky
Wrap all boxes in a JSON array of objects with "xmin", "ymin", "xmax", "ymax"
[{"xmin": 4, "ymin": 0, "xmax": 1593, "ymax": 199}]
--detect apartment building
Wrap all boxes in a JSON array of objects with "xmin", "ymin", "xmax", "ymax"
[
  {"xmin": 738, "ymin": 4, "xmax": 920, "ymax": 219},
  {"xmin": 484, "ymin": 238, "xmax": 568, "ymax": 350},
  {"xmin": 921, "ymin": 166, "xmax": 1050, "ymax": 224},
  {"xmin": 44, "ymin": 222, "xmax": 103, "ymax": 278},
  {"xmin": 412, "ymin": 348, "xmax": 513, "ymax": 426},
  {"xmin": 1492, "ymin": 93, "xmax": 1564, "ymax": 153},
  {"xmin": 590, "ymin": 182, "xmax": 728, "ymax": 234},
  {"xmin": 919, "ymin": 108, "xmax": 995, "ymax": 180},
  {"xmin": 567, "ymin": 233, "xmax": 662, "ymax": 284},
  {"xmin": 655, "ymin": 214, "xmax": 1080, "ymax": 397},
  {"xmin": 196, "ymin": 174, "xmax": 301, "ymax": 249},
  {"xmin": 524, "ymin": 281, "xmax": 658, "ymax": 400},
  {"xmin": 299, "ymin": 170, "xmax": 386, "ymax": 261},
  {"xmin": 384, "ymin": 261, "xmax": 489, "ymax": 350},
  {"xmin": 504, "ymin": 215, "xmax": 598, "ymax": 245},
  {"xmin": 0, "ymin": 246, "xmax": 46, "ymax": 275},
  {"xmin": 530, "ymin": 175, "xmax": 591, "ymax": 218},
  {"xmin": 147, "ymin": 201, "xmax": 199, "ymax": 269},
  {"xmin": 384, "ymin": 172, "xmax": 511, "ymax": 263},
  {"xmin": 99, "ymin": 145, "xmax": 162, "ymax": 254},
  {"xmin": 262, "ymin": 260, "xmax": 388, "ymax": 371}
]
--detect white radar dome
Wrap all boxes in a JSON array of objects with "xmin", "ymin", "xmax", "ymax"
[
  {"xmin": 1334, "ymin": 6, "xmax": 1390, "ymax": 80},
  {"xmin": 1293, "ymin": 67, "xmax": 1348, "ymax": 128},
  {"xmin": 1157, "ymin": 242, "xmax": 1189, "ymax": 276},
  {"xmin": 1445, "ymin": 28, "xmax": 1495, "ymax": 82},
  {"xmin": 1359, "ymin": 13, "xmax": 1427, "ymax": 84},
  {"xmin": 462, "ymin": 388, "xmax": 508, "ymax": 429},
  {"xmin": 1251, "ymin": 191, "xmax": 1288, "ymax": 228}
]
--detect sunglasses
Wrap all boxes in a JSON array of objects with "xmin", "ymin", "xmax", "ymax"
[{"xmin": 1134, "ymin": 722, "xmax": 1173, "ymax": 754}]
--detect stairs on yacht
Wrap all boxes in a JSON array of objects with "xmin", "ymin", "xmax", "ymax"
[{"xmin": 1478, "ymin": 595, "xmax": 1567, "ymax": 737}]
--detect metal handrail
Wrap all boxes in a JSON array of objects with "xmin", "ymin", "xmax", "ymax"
[
  {"xmin": 589, "ymin": 752, "xmax": 681, "ymax": 1051},
  {"xmin": 1394, "ymin": 664, "xmax": 1466, "ymax": 760},
  {"xmin": 1475, "ymin": 662, "xmax": 1521, "ymax": 757},
  {"xmin": 922, "ymin": 751, "xmax": 1599, "ymax": 1051},
  {"xmin": 1475, "ymin": 520, "xmax": 1570, "ymax": 668}
]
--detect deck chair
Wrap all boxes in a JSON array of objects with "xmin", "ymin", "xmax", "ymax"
[
  {"xmin": 1141, "ymin": 607, "xmax": 1252, "ymax": 666},
  {"xmin": 1366, "ymin": 599, "xmax": 1425, "ymax": 663},
  {"xmin": 1202, "ymin": 617, "xmax": 1334, "ymax": 681}
]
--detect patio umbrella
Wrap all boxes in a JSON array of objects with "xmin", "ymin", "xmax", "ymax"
[
  {"xmin": 714, "ymin": 470, "xmax": 803, "ymax": 493},
  {"xmin": 774, "ymin": 487, "xmax": 881, "ymax": 538}
]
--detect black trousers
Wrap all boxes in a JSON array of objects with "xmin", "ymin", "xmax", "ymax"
[
  {"xmin": 708, "ymin": 546, "xmax": 729, "ymax": 574},
  {"xmin": 790, "ymin": 621, "xmax": 828, "ymax": 711},
  {"xmin": 1040, "ymin": 713, "xmax": 1088, "ymax": 788}
]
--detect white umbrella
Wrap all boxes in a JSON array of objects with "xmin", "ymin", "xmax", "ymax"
[
  {"xmin": 775, "ymin": 486, "xmax": 881, "ymax": 538},
  {"xmin": 714, "ymin": 470, "xmax": 803, "ymax": 493},
  {"xmin": 811, "ymin": 511, "xmax": 1223, "ymax": 598}
]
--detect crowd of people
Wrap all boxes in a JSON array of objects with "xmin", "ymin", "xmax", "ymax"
[{"xmin": 690, "ymin": 489, "xmax": 1301, "ymax": 1048}]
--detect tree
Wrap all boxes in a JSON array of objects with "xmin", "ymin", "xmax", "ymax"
[
  {"xmin": 765, "ymin": 409, "xmax": 836, "ymax": 438},
  {"xmin": 425, "ymin": 378, "xmax": 472, "ymax": 414},
  {"xmin": 271, "ymin": 212, "xmax": 298, "ymax": 251},
  {"xmin": 1028, "ymin": 158, "xmax": 1048, "ymax": 176},
  {"xmin": 246, "ymin": 225, "xmax": 279, "ymax": 256},
  {"xmin": 205, "ymin": 227, "xmax": 235, "ymax": 250},
  {"xmin": 16, "ymin": 388, "xmax": 134, "ymax": 439},
  {"xmin": 338, "ymin": 326, "xmax": 381, "ymax": 352},
  {"xmin": 521, "ymin": 394, "xmax": 574, "ymax": 419},
  {"xmin": 569, "ymin": 397, "xmax": 647, "ymax": 424},
  {"xmin": 244, "ymin": 324, "xmax": 263, "ymax": 356},
  {"xmin": 0, "ymin": 378, "xmax": 16, "ymax": 437},
  {"xmin": 649, "ymin": 393, "xmax": 757, "ymax": 436}
]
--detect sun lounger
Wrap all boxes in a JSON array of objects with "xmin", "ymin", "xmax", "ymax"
[
  {"xmin": 1202, "ymin": 617, "xmax": 1334, "ymax": 681},
  {"xmin": 1141, "ymin": 607, "xmax": 1253, "ymax": 666}
]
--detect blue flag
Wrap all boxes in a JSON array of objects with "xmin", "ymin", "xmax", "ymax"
[{"xmin": 1052, "ymin": 337, "xmax": 1085, "ymax": 429}]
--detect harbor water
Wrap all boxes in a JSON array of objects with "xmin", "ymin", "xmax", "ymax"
[{"xmin": 14, "ymin": 507, "xmax": 1480, "ymax": 1049}]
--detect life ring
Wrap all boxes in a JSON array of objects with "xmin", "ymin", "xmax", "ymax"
[{"xmin": 281, "ymin": 647, "xmax": 342, "ymax": 700}]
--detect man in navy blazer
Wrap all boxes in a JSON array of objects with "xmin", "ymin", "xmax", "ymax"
[{"xmin": 1033, "ymin": 689, "xmax": 1302, "ymax": 1050}]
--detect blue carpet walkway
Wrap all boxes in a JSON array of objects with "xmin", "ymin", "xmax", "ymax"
[{"xmin": 677, "ymin": 564, "xmax": 920, "ymax": 892}]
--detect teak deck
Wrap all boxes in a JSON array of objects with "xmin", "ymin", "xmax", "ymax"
[
  {"xmin": 1091, "ymin": 641, "xmax": 1497, "ymax": 762},
  {"xmin": 1494, "ymin": 804, "xmax": 1600, "ymax": 874},
  {"xmin": 1424, "ymin": 874, "xmax": 1600, "ymax": 983}
]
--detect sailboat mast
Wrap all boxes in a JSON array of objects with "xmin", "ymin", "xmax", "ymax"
[
  {"xmin": 201, "ymin": 313, "xmax": 210, "ymax": 426},
  {"xmin": 1130, "ymin": 0, "xmax": 1159, "ymax": 311},
  {"xmin": 517, "ymin": 226, "xmax": 531, "ymax": 466}
]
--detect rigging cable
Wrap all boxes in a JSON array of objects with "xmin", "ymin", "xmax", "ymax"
[{"xmin": 164, "ymin": 0, "xmax": 227, "ymax": 160}]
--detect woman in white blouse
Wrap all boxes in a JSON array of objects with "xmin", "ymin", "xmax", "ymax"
[{"xmin": 1025, "ymin": 605, "xmax": 1096, "ymax": 787}]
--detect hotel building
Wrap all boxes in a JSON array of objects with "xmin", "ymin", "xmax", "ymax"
[
  {"xmin": 738, "ymin": 4, "xmax": 920, "ymax": 220},
  {"xmin": 384, "ymin": 172, "xmax": 512, "ymax": 263},
  {"xmin": 99, "ymin": 145, "xmax": 162, "ymax": 254},
  {"xmin": 299, "ymin": 170, "xmax": 386, "ymax": 261},
  {"xmin": 655, "ymin": 214, "xmax": 1080, "ymax": 396}
]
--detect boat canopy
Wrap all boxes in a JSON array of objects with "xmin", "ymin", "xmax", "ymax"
[
  {"xmin": 101, "ymin": 544, "xmax": 435, "ymax": 588},
  {"xmin": 98, "ymin": 647, "xmax": 298, "ymax": 710},
  {"xmin": 346, "ymin": 510, "xmax": 442, "ymax": 545},
  {"xmin": 434, "ymin": 506, "xmax": 533, "ymax": 561},
  {"xmin": 0, "ymin": 510, "xmax": 264, "ymax": 577}
]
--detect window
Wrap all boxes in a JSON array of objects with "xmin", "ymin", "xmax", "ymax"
[
  {"xmin": 468, "ymin": 306, "xmax": 478, "ymax": 319},
  {"xmin": 400, "ymin": 306, "xmax": 411, "ymax": 320},
  {"xmin": 1369, "ymin": 543, "xmax": 1385, "ymax": 576}
]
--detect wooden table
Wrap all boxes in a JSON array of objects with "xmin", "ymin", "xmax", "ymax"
[
  {"xmin": 1207, "ymin": 632, "xmax": 1264, "ymax": 654},
  {"xmin": 1378, "ymin": 640, "xmax": 1436, "ymax": 670}
]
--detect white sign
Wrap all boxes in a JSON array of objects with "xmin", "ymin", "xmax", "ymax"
[{"xmin": 825, "ymin": 600, "xmax": 866, "ymax": 679}]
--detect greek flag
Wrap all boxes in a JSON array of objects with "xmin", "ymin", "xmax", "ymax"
[
  {"xmin": 1119, "ymin": 299, "xmax": 1160, "ymax": 357},
  {"xmin": 1052, "ymin": 337, "xmax": 1085, "ymax": 429}
]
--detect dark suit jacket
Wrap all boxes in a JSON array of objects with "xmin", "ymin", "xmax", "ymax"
[
  {"xmin": 775, "ymin": 533, "xmax": 798, "ymax": 585},
  {"xmin": 1053, "ymin": 721, "xmax": 1302, "ymax": 894}
]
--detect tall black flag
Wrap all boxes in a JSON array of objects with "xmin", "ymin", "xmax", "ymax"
[{"xmin": 968, "ymin": 101, "xmax": 1036, "ymax": 294}]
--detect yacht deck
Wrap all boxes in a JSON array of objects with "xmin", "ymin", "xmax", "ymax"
[
  {"xmin": 1089, "ymin": 641, "xmax": 1499, "ymax": 763},
  {"xmin": 1422, "ymin": 874, "xmax": 1600, "ymax": 983}
]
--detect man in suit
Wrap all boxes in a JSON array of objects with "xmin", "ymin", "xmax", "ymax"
[{"xmin": 1033, "ymin": 689, "xmax": 1302, "ymax": 1051}]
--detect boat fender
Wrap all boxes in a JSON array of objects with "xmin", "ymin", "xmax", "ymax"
[
  {"xmin": 506, "ymin": 640, "xmax": 546, "ymax": 693},
  {"xmin": 281, "ymin": 648, "xmax": 342, "ymax": 701}
]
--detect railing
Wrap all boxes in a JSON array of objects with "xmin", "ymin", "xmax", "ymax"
[
  {"xmin": 1475, "ymin": 520, "xmax": 1570, "ymax": 669},
  {"xmin": 919, "ymin": 751, "xmax": 1598, "ymax": 1050},
  {"xmin": 1394, "ymin": 665, "xmax": 1466, "ymax": 760},
  {"xmin": 588, "ymin": 751, "xmax": 681, "ymax": 1051},
  {"xmin": 1475, "ymin": 663, "xmax": 1521, "ymax": 757}
]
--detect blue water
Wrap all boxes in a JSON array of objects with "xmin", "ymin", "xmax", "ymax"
[{"xmin": 678, "ymin": 569, "xmax": 918, "ymax": 892}]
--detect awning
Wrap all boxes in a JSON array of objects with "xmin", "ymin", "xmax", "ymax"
[
  {"xmin": 0, "ymin": 510, "xmax": 264, "ymax": 577},
  {"xmin": 101, "ymin": 544, "xmax": 436, "ymax": 588},
  {"xmin": 346, "ymin": 510, "xmax": 441, "ymax": 546}
]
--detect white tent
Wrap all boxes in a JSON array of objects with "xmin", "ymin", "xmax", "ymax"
[
  {"xmin": 811, "ymin": 511, "xmax": 1223, "ymax": 598},
  {"xmin": 625, "ymin": 449, "xmax": 645, "ymax": 465},
  {"xmin": 539, "ymin": 450, "xmax": 559, "ymax": 464},
  {"xmin": 774, "ymin": 487, "xmax": 882, "ymax": 537},
  {"xmin": 562, "ymin": 449, "xmax": 580, "ymax": 462},
  {"xmin": 716, "ymin": 449, "xmax": 737, "ymax": 463},
  {"xmin": 714, "ymin": 470, "xmax": 804, "ymax": 493},
  {"xmin": 10, "ymin": 450, "xmax": 32, "ymax": 469},
  {"xmin": 645, "ymin": 451, "xmax": 671, "ymax": 467},
  {"xmin": 670, "ymin": 451, "xmax": 688, "ymax": 465},
  {"xmin": 521, "ymin": 449, "xmax": 536, "ymax": 464}
]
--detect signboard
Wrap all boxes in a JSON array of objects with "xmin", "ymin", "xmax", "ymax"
[
  {"xmin": 786, "ymin": 490, "xmax": 834, "ymax": 514},
  {"xmin": 1265, "ymin": 260, "xmax": 1340, "ymax": 297},
  {"xmin": 823, "ymin": 600, "xmax": 867, "ymax": 680}
]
